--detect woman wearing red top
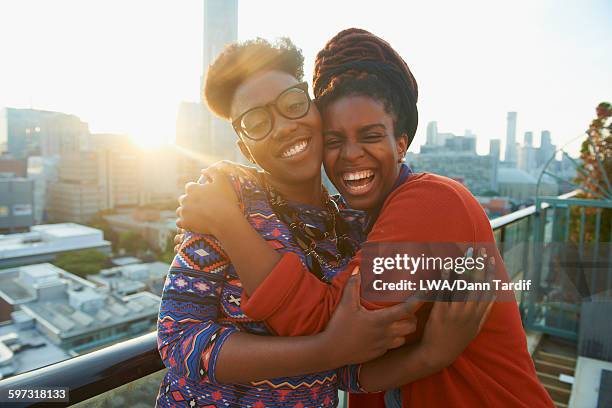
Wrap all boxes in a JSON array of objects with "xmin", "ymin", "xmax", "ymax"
[{"xmin": 178, "ymin": 29, "xmax": 553, "ymax": 407}]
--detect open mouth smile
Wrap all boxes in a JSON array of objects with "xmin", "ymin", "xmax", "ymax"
[
  {"xmin": 341, "ymin": 169, "xmax": 376, "ymax": 195},
  {"xmin": 280, "ymin": 139, "xmax": 310, "ymax": 159}
]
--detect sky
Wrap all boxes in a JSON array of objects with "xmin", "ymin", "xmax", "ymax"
[{"xmin": 0, "ymin": 0, "xmax": 610, "ymax": 157}]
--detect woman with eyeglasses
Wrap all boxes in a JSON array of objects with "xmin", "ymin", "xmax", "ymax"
[
  {"xmin": 175, "ymin": 29, "xmax": 554, "ymax": 407},
  {"xmin": 157, "ymin": 38, "xmax": 484, "ymax": 408}
]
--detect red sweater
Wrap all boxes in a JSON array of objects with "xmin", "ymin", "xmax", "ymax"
[{"xmin": 242, "ymin": 173, "xmax": 553, "ymax": 408}]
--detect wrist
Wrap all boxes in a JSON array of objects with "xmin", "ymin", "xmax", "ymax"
[
  {"xmin": 315, "ymin": 331, "xmax": 343, "ymax": 369},
  {"xmin": 414, "ymin": 343, "xmax": 446, "ymax": 374},
  {"xmin": 210, "ymin": 206, "xmax": 242, "ymax": 236}
]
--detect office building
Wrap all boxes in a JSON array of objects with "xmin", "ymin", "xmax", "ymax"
[
  {"xmin": 0, "ymin": 263, "xmax": 159, "ymax": 372},
  {"xmin": 47, "ymin": 151, "xmax": 106, "ymax": 223},
  {"xmin": 409, "ymin": 153, "xmax": 498, "ymax": 195},
  {"xmin": 90, "ymin": 133, "xmax": 141, "ymax": 208},
  {"xmin": 103, "ymin": 209, "xmax": 176, "ymax": 252},
  {"xmin": 27, "ymin": 156, "xmax": 59, "ymax": 224},
  {"xmin": 505, "ymin": 112, "xmax": 518, "ymax": 166},
  {"xmin": 0, "ymin": 223, "xmax": 111, "ymax": 269},
  {"xmin": 88, "ymin": 261, "xmax": 169, "ymax": 297},
  {"xmin": 176, "ymin": 0, "xmax": 240, "ymax": 162},
  {"xmin": 0, "ymin": 108, "xmax": 89, "ymax": 160},
  {"xmin": 537, "ymin": 130, "xmax": 556, "ymax": 167},
  {"xmin": 489, "ymin": 139, "xmax": 501, "ymax": 161},
  {"xmin": 0, "ymin": 175, "xmax": 34, "ymax": 233},
  {"xmin": 498, "ymin": 168, "xmax": 558, "ymax": 201}
]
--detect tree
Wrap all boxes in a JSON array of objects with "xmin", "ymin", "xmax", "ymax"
[
  {"xmin": 571, "ymin": 101, "xmax": 612, "ymax": 243},
  {"xmin": 53, "ymin": 249, "xmax": 109, "ymax": 278},
  {"xmin": 88, "ymin": 210, "xmax": 119, "ymax": 252},
  {"xmin": 118, "ymin": 230, "xmax": 148, "ymax": 256}
]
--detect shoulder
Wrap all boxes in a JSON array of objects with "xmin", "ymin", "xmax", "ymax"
[
  {"xmin": 385, "ymin": 172, "xmax": 482, "ymax": 214},
  {"xmin": 372, "ymin": 172, "xmax": 490, "ymax": 242},
  {"xmin": 207, "ymin": 160, "xmax": 260, "ymax": 186}
]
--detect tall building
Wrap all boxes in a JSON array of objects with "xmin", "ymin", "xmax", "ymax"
[
  {"xmin": 176, "ymin": 0, "xmax": 241, "ymax": 164},
  {"xmin": 524, "ymin": 131, "xmax": 533, "ymax": 146},
  {"xmin": 518, "ymin": 131, "xmax": 537, "ymax": 172},
  {"xmin": 505, "ymin": 112, "xmax": 518, "ymax": 166},
  {"xmin": 202, "ymin": 0, "xmax": 238, "ymax": 72},
  {"xmin": 47, "ymin": 151, "xmax": 106, "ymax": 223},
  {"xmin": 204, "ymin": 0, "xmax": 240, "ymax": 161},
  {"xmin": 426, "ymin": 121, "xmax": 438, "ymax": 145},
  {"xmin": 537, "ymin": 130, "xmax": 556, "ymax": 167},
  {"xmin": 27, "ymin": 156, "xmax": 60, "ymax": 224},
  {"xmin": 0, "ymin": 108, "xmax": 89, "ymax": 160},
  {"xmin": 489, "ymin": 139, "xmax": 501, "ymax": 161},
  {"xmin": 90, "ymin": 133, "xmax": 141, "ymax": 208},
  {"xmin": 0, "ymin": 175, "xmax": 34, "ymax": 233}
]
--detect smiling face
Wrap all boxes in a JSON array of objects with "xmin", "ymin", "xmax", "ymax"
[
  {"xmin": 230, "ymin": 70, "xmax": 323, "ymax": 186},
  {"xmin": 322, "ymin": 95, "xmax": 408, "ymax": 210}
]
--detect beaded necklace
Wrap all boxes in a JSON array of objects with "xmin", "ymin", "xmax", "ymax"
[{"xmin": 257, "ymin": 173, "xmax": 356, "ymax": 281}]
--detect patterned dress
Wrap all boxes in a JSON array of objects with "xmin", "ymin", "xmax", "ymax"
[{"xmin": 156, "ymin": 164, "xmax": 365, "ymax": 408}]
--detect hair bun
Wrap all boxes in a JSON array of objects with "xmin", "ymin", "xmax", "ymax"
[{"xmin": 313, "ymin": 28, "xmax": 418, "ymax": 144}]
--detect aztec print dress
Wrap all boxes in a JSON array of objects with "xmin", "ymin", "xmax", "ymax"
[{"xmin": 156, "ymin": 164, "xmax": 365, "ymax": 408}]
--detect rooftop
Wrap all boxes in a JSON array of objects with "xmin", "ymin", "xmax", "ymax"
[
  {"xmin": 0, "ymin": 263, "xmax": 160, "ymax": 341},
  {"xmin": 0, "ymin": 319, "xmax": 71, "ymax": 379},
  {"xmin": 0, "ymin": 223, "xmax": 111, "ymax": 266}
]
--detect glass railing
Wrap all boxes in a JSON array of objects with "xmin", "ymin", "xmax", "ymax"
[{"xmin": 2, "ymin": 190, "xmax": 600, "ymax": 407}]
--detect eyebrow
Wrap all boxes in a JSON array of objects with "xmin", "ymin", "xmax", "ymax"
[{"xmin": 323, "ymin": 123, "xmax": 387, "ymax": 136}]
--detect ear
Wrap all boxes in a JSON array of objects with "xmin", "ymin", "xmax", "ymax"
[
  {"xmin": 237, "ymin": 139, "xmax": 256, "ymax": 164},
  {"xmin": 397, "ymin": 133, "xmax": 409, "ymax": 161}
]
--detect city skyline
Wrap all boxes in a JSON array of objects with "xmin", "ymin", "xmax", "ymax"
[{"xmin": 0, "ymin": 0, "xmax": 610, "ymax": 157}]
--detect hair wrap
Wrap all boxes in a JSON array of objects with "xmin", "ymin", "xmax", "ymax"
[{"xmin": 313, "ymin": 28, "xmax": 418, "ymax": 145}]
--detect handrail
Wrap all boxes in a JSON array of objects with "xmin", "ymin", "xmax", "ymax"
[
  {"xmin": 0, "ymin": 190, "xmax": 582, "ymax": 407},
  {"xmin": 489, "ymin": 190, "xmax": 579, "ymax": 230},
  {"xmin": 0, "ymin": 332, "xmax": 162, "ymax": 407}
]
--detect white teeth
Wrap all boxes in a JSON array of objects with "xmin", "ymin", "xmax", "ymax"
[
  {"xmin": 342, "ymin": 169, "xmax": 374, "ymax": 181},
  {"xmin": 281, "ymin": 140, "xmax": 308, "ymax": 158}
]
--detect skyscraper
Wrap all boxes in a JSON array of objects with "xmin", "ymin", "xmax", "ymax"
[
  {"xmin": 489, "ymin": 139, "xmax": 501, "ymax": 161},
  {"xmin": 203, "ymin": 0, "xmax": 238, "ymax": 74},
  {"xmin": 505, "ymin": 112, "xmax": 518, "ymax": 165},
  {"xmin": 203, "ymin": 0, "xmax": 239, "ymax": 161},
  {"xmin": 426, "ymin": 121, "xmax": 438, "ymax": 145},
  {"xmin": 177, "ymin": 1, "xmax": 240, "ymax": 162},
  {"xmin": 524, "ymin": 131, "xmax": 533, "ymax": 147},
  {"xmin": 537, "ymin": 130, "xmax": 556, "ymax": 167}
]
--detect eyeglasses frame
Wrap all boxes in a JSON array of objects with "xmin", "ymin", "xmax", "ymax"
[{"xmin": 231, "ymin": 82, "xmax": 311, "ymax": 141}]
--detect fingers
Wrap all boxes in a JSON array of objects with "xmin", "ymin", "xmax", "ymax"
[
  {"xmin": 351, "ymin": 273, "xmax": 362, "ymax": 309},
  {"xmin": 388, "ymin": 336, "xmax": 407, "ymax": 350},
  {"xmin": 477, "ymin": 298, "xmax": 495, "ymax": 332},
  {"xmin": 185, "ymin": 182, "xmax": 199, "ymax": 194},
  {"xmin": 389, "ymin": 316, "xmax": 417, "ymax": 337},
  {"xmin": 377, "ymin": 297, "xmax": 420, "ymax": 323},
  {"xmin": 340, "ymin": 274, "xmax": 361, "ymax": 310}
]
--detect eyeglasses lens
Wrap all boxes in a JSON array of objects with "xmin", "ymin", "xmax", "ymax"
[{"xmin": 240, "ymin": 87, "xmax": 309, "ymax": 140}]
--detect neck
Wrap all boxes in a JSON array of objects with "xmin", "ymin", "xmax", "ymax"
[{"xmin": 265, "ymin": 172, "xmax": 324, "ymax": 206}]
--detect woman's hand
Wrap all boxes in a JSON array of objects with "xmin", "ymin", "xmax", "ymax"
[
  {"xmin": 321, "ymin": 271, "xmax": 419, "ymax": 367},
  {"xmin": 173, "ymin": 228, "xmax": 185, "ymax": 253},
  {"xmin": 418, "ymin": 256, "xmax": 496, "ymax": 371},
  {"xmin": 175, "ymin": 166, "xmax": 241, "ymax": 236}
]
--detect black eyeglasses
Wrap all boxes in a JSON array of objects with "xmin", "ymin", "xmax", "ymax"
[{"xmin": 232, "ymin": 82, "xmax": 311, "ymax": 141}]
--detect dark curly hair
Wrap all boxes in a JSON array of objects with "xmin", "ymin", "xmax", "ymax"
[
  {"xmin": 203, "ymin": 37, "xmax": 304, "ymax": 119},
  {"xmin": 313, "ymin": 28, "xmax": 418, "ymax": 145}
]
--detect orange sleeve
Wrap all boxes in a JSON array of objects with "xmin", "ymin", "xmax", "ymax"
[{"xmin": 241, "ymin": 174, "xmax": 480, "ymax": 336}]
